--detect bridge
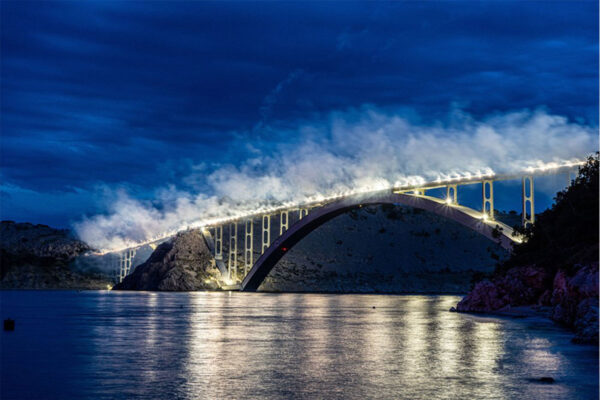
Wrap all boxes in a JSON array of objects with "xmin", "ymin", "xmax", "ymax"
[{"xmin": 112, "ymin": 163, "xmax": 580, "ymax": 290}]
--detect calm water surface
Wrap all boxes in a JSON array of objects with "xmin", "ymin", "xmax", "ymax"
[{"xmin": 0, "ymin": 291, "xmax": 597, "ymax": 399}]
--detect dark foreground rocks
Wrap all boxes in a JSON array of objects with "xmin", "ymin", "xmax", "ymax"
[
  {"xmin": 114, "ymin": 229, "xmax": 221, "ymax": 291},
  {"xmin": 455, "ymin": 265, "xmax": 552, "ymax": 312},
  {"xmin": 551, "ymin": 264, "xmax": 599, "ymax": 344},
  {"xmin": 455, "ymin": 262, "xmax": 599, "ymax": 344},
  {"xmin": 0, "ymin": 221, "xmax": 111, "ymax": 289}
]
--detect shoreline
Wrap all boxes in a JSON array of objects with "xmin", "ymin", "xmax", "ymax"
[{"xmin": 452, "ymin": 304, "xmax": 554, "ymax": 320}]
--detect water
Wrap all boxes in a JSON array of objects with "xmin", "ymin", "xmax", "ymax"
[{"xmin": 1, "ymin": 291, "xmax": 597, "ymax": 400}]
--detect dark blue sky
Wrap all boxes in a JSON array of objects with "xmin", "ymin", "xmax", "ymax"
[{"xmin": 1, "ymin": 1, "xmax": 598, "ymax": 228}]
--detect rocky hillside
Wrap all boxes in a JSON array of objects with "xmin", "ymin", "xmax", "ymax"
[
  {"xmin": 0, "ymin": 221, "xmax": 112, "ymax": 289},
  {"xmin": 114, "ymin": 229, "xmax": 221, "ymax": 291},
  {"xmin": 258, "ymin": 204, "xmax": 510, "ymax": 292},
  {"xmin": 455, "ymin": 155, "xmax": 599, "ymax": 344}
]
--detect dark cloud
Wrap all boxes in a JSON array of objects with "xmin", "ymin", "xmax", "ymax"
[{"xmin": 0, "ymin": 1, "xmax": 597, "ymax": 226}]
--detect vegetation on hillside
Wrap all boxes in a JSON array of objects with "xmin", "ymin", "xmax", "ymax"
[{"xmin": 497, "ymin": 153, "xmax": 599, "ymax": 275}]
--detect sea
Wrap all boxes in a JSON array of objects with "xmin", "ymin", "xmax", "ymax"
[{"xmin": 1, "ymin": 291, "xmax": 598, "ymax": 399}]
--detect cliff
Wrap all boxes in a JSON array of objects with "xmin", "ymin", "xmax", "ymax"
[
  {"xmin": 0, "ymin": 221, "xmax": 112, "ymax": 289},
  {"xmin": 454, "ymin": 155, "xmax": 599, "ymax": 344}
]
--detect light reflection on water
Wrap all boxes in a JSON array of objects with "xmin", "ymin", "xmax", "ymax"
[{"xmin": 0, "ymin": 291, "xmax": 597, "ymax": 400}]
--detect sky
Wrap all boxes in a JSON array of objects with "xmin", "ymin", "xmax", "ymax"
[{"xmin": 1, "ymin": 1, "xmax": 598, "ymax": 246}]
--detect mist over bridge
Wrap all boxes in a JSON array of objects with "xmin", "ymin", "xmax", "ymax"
[{"xmin": 113, "ymin": 163, "xmax": 581, "ymax": 289}]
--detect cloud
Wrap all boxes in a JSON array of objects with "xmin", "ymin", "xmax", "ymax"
[
  {"xmin": 1, "ymin": 1, "xmax": 597, "ymax": 237},
  {"xmin": 2, "ymin": 1, "xmax": 597, "ymax": 194},
  {"xmin": 74, "ymin": 106, "xmax": 598, "ymax": 251}
]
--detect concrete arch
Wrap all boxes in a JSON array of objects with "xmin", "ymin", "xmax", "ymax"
[{"xmin": 240, "ymin": 190, "xmax": 517, "ymax": 291}]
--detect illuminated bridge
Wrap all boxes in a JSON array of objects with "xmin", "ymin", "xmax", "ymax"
[{"xmin": 113, "ymin": 163, "xmax": 580, "ymax": 290}]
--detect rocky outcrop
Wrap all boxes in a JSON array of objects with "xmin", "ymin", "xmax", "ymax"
[
  {"xmin": 455, "ymin": 265, "xmax": 551, "ymax": 312},
  {"xmin": 551, "ymin": 263, "xmax": 599, "ymax": 344},
  {"xmin": 454, "ymin": 280, "xmax": 508, "ymax": 312},
  {"xmin": 114, "ymin": 229, "xmax": 221, "ymax": 291},
  {"xmin": 0, "ymin": 221, "xmax": 112, "ymax": 289},
  {"xmin": 455, "ymin": 262, "xmax": 598, "ymax": 344},
  {"xmin": 1, "ymin": 221, "xmax": 90, "ymax": 259}
]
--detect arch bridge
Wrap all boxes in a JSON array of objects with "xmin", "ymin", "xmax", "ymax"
[{"xmin": 114, "ymin": 165, "xmax": 578, "ymax": 290}]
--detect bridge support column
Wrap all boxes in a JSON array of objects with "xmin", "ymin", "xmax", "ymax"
[
  {"xmin": 482, "ymin": 180, "xmax": 494, "ymax": 220},
  {"xmin": 244, "ymin": 219, "xmax": 253, "ymax": 275},
  {"xmin": 279, "ymin": 211, "xmax": 289, "ymax": 235},
  {"xmin": 522, "ymin": 176, "xmax": 534, "ymax": 227},
  {"xmin": 299, "ymin": 208, "xmax": 309, "ymax": 220},
  {"xmin": 228, "ymin": 223, "xmax": 238, "ymax": 281},
  {"xmin": 214, "ymin": 225, "xmax": 223, "ymax": 261},
  {"xmin": 117, "ymin": 252, "xmax": 125, "ymax": 283},
  {"xmin": 446, "ymin": 184, "xmax": 457, "ymax": 204},
  {"xmin": 261, "ymin": 215, "xmax": 271, "ymax": 254},
  {"xmin": 117, "ymin": 249, "xmax": 136, "ymax": 283},
  {"xmin": 127, "ymin": 249, "xmax": 135, "ymax": 276}
]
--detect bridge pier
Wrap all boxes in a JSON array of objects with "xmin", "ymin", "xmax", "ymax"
[
  {"xmin": 280, "ymin": 211, "xmax": 289, "ymax": 235},
  {"xmin": 299, "ymin": 208, "xmax": 309, "ymax": 220},
  {"xmin": 117, "ymin": 253, "xmax": 125, "ymax": 283},
  {"xmin": 446, "ymin": 184, "xmax": 457, "ymax": 204},
  {"xmin": 117, "ymin": 249, "xmax": 136, "ymax": 283},
  {"xmin": 228, "ymin": 223, "xmax": 238, "ymax": 281},
  {"xmin": 262, "ymin": 215, "xmax": 271, "ymax": 254},
  {"xmin": 214, "ymin": 225, "xmax": 223, "ymax": 261},
  {"xmin": 482, "ymin": 180, "xmax": 494, "ymax": 220},
  {"xmin": 244, "ymin": 219, "xmax": 253, "ymax": 275},
  {"xmin": 522, "ymin": 176, "xmax": 534, "ymax": 227}
]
